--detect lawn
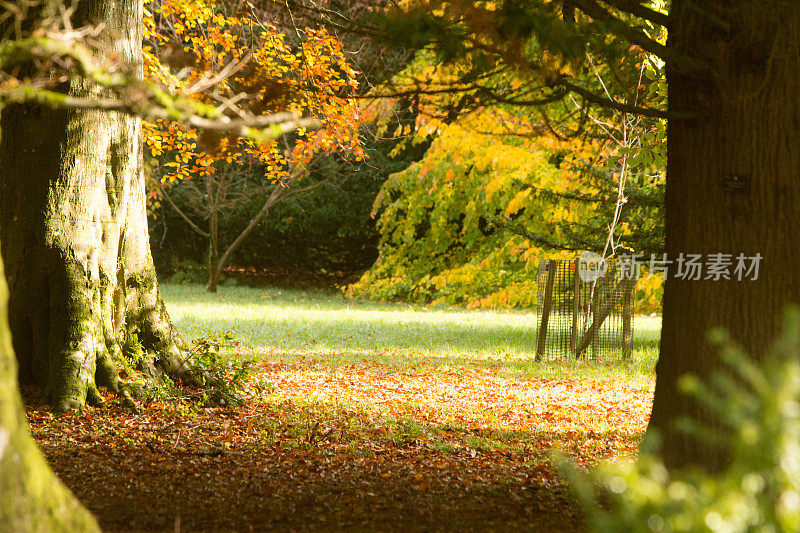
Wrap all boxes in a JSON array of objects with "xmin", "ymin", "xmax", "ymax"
[
  {"xmin": 162, "ymin": 283, "xmax": 661, "ymax": 382},
  {"xmin": 29, "ymin": 284, "xmax": 660, "ymax": 532}
]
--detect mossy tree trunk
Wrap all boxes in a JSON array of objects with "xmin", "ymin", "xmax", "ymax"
[
  {"xmin": 0, "ymin": 244, "xmax": 99, "ymax": 531},
  {"xmin": 648, "ymin": 1, "xmax": 800, "ymax": 470},
  {"xmin": 0, "ymin": 0, "xmax": 191, "ymax": 412}
]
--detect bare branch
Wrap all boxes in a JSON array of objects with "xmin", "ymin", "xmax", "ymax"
[
  {"xmin": 212, "ymin": 165, "xmax": 307, "ymax": 281},
  {"xmin": 182, "ymin": 52, "xmax": 254, "ymax": 95},
  {"xmin": 157, "ymin": 182, "xmax": 211, "ymax": 238}
]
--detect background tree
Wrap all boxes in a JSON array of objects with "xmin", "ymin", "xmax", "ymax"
[
  {"xmin": 365, "ymin": 0, "xmax": 799, "ymax": 471},
  {"xmin": 152, "ymin": 128, "xmax": 415, "ymax": 286},
  {"xmin": 145, "ymin": 0, "xmax": 428, "ymax": 289},
  {"xmin": 0, "ymin": 0, "xmax": 317, "ymax": 411},
  {"xmin": 348, "ymin": 114, "xmax": 577, "ymax": 308},
  {"xmin": 142, "ymin": 0, "xmax": 365, "ymax": 291}
]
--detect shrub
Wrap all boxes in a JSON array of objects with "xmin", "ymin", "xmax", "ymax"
[
  {"xmin": 347, "ymin": 116, "xmax": 664, "ymax": 312},
  {"xmin": 563, "ymin": 308, "xmax": 800, "ymax": 532}
]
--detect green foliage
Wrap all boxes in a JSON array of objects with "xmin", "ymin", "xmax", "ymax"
[
  {"xmin": 348, "ymin": 120, "xmax": 560, "ymax": 307},
  {"xmin": 563, "ymin": 308, "xmax": 800, "ymax": 532},
  {"xmin": 165, "ymin": 259, "xmax": 235, "ymax": 286},
  {"xmin": 188, "ymin": 331, "xmax": 256, "ymax": 407},
  {"xmin": 230, "ymin": 136, "xmax": 411, "ymax": 279},
  {"xmin": 166, "ymin": 259, "xmax": 209, "ymax": 284},
  {"xmin": 122, "ymin": 326, "xmax": 147, "ymax": 367},
  {"xmin": 140, "ymin": 330, "xmax": 256, "ymax": 407},
  {"xmin": 378, "ymin": 1, "xmax": 588, "ymax": 70}
]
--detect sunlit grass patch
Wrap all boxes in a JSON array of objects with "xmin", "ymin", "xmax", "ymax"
[{"xmin": 162, "ymin": 283, "xmax": 660, "ymax": 381}]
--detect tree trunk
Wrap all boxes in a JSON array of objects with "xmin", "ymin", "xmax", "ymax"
[
  {"xmin": 207, "ymin": 236, "xmax": 221, "ymax": 293},
  {"xmin": 206, "ymin": 176, "xmax": 221, "ymax": 293},
  {"xmin": 0, "ymin": 244, "xmax": 99, "ymax": 531},
  {"xmin": 0, "ymin": 0, "xmax": 190, "ymax": 412},
  {"xmin": 648, "ymin": 1, "xmax": 800, "ymax": 470},
  {"xmin": 204, "ymin": 173, "xmax": 295, "ymax": 293}
]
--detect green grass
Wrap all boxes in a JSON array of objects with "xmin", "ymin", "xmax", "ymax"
[{"xmin": 161, "ymin": 283, "xmax": 660, "ymax": 380}]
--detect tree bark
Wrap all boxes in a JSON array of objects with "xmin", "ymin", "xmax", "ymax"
[
  {"xmin": 648, "ymin": 0, "xmax": 800, "ymax": 470},
  {"xmin": 206, "ymin": 176, "xmax": 221, "ymax": 292},
  {"xmin": 0, "ymin": 244, "xmax": 99, "ymax": 531},
  {"xmin": 0, "ymin": 0, "xmax": 190, "ymax": 412}
]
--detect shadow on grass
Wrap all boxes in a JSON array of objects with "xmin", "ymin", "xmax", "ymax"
[{"xmin": 255, "ymin": 350, "xmax": 658, "ymax": 381}]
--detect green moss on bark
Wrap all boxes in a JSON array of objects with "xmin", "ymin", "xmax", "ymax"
[
  {"xmin": 0, "ymin": 0, "xmax": 193, "ymax": 412},
  {"xmin": 0, "ymin": 246, "xmax": 99, "ymax": 532}
]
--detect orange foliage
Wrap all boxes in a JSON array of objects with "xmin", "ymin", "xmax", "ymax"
[{"xmin": 143, "ymin": 0, "xmax": 365, "ymax": 186}]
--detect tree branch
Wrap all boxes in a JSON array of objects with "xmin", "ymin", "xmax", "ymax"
[
  {"xmin": 0, "ymin": 37, "xmax": 322, "ymax": 139},
  {"xmin": 212, "ymin": 167, "xmax": 306, "ymax": 281},
  {"xmin": 157, "ymin": 181, "xmax": 211, "ymax": 238},
  {"xmin": 598, "ymin": 0, "xmax": 670, "ymax": 28},
  {"xmin": 573, "ymin": 0, "xmax": 704, "ymax": 72},
  {"xmin": 0, "ymin": 85, "xmax": 322, "ymax": 138},
  {"xmin": 554, "ymin": 79, "xmax": 671, "ymax": 118}
]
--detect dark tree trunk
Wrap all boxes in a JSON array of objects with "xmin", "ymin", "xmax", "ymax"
[
  {"xmin": 206, "ymin": 176, "xmax": 221, "ymax": 293},
  {"xmin": 0, "ymin": 244, "xmax": 99, "ymax": 530},
  {"xmin": 0, "ymin": 0, "xmax": 190, "ymax": 412},
  {"xmin": 648, "ymin": 0, "xmax": 800, "ymax": 470},
  {"xmin": 203, "ymin": 174, "xmax": 292, "ymax": 293}
]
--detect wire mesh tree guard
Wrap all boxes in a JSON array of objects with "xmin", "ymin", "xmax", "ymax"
[{"xmin": 535, "ymin": 258, "xmax": 634, "ymax": 361}]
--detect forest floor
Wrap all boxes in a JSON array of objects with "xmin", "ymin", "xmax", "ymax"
[{"xmin": 28, "ymin": 285, "xmax": 659, "ymax": 532}]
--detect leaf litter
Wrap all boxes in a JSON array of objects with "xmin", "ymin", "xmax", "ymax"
[{"xmin": 27, "ymin": 357, "xmax": 653, "ymax": 532}]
